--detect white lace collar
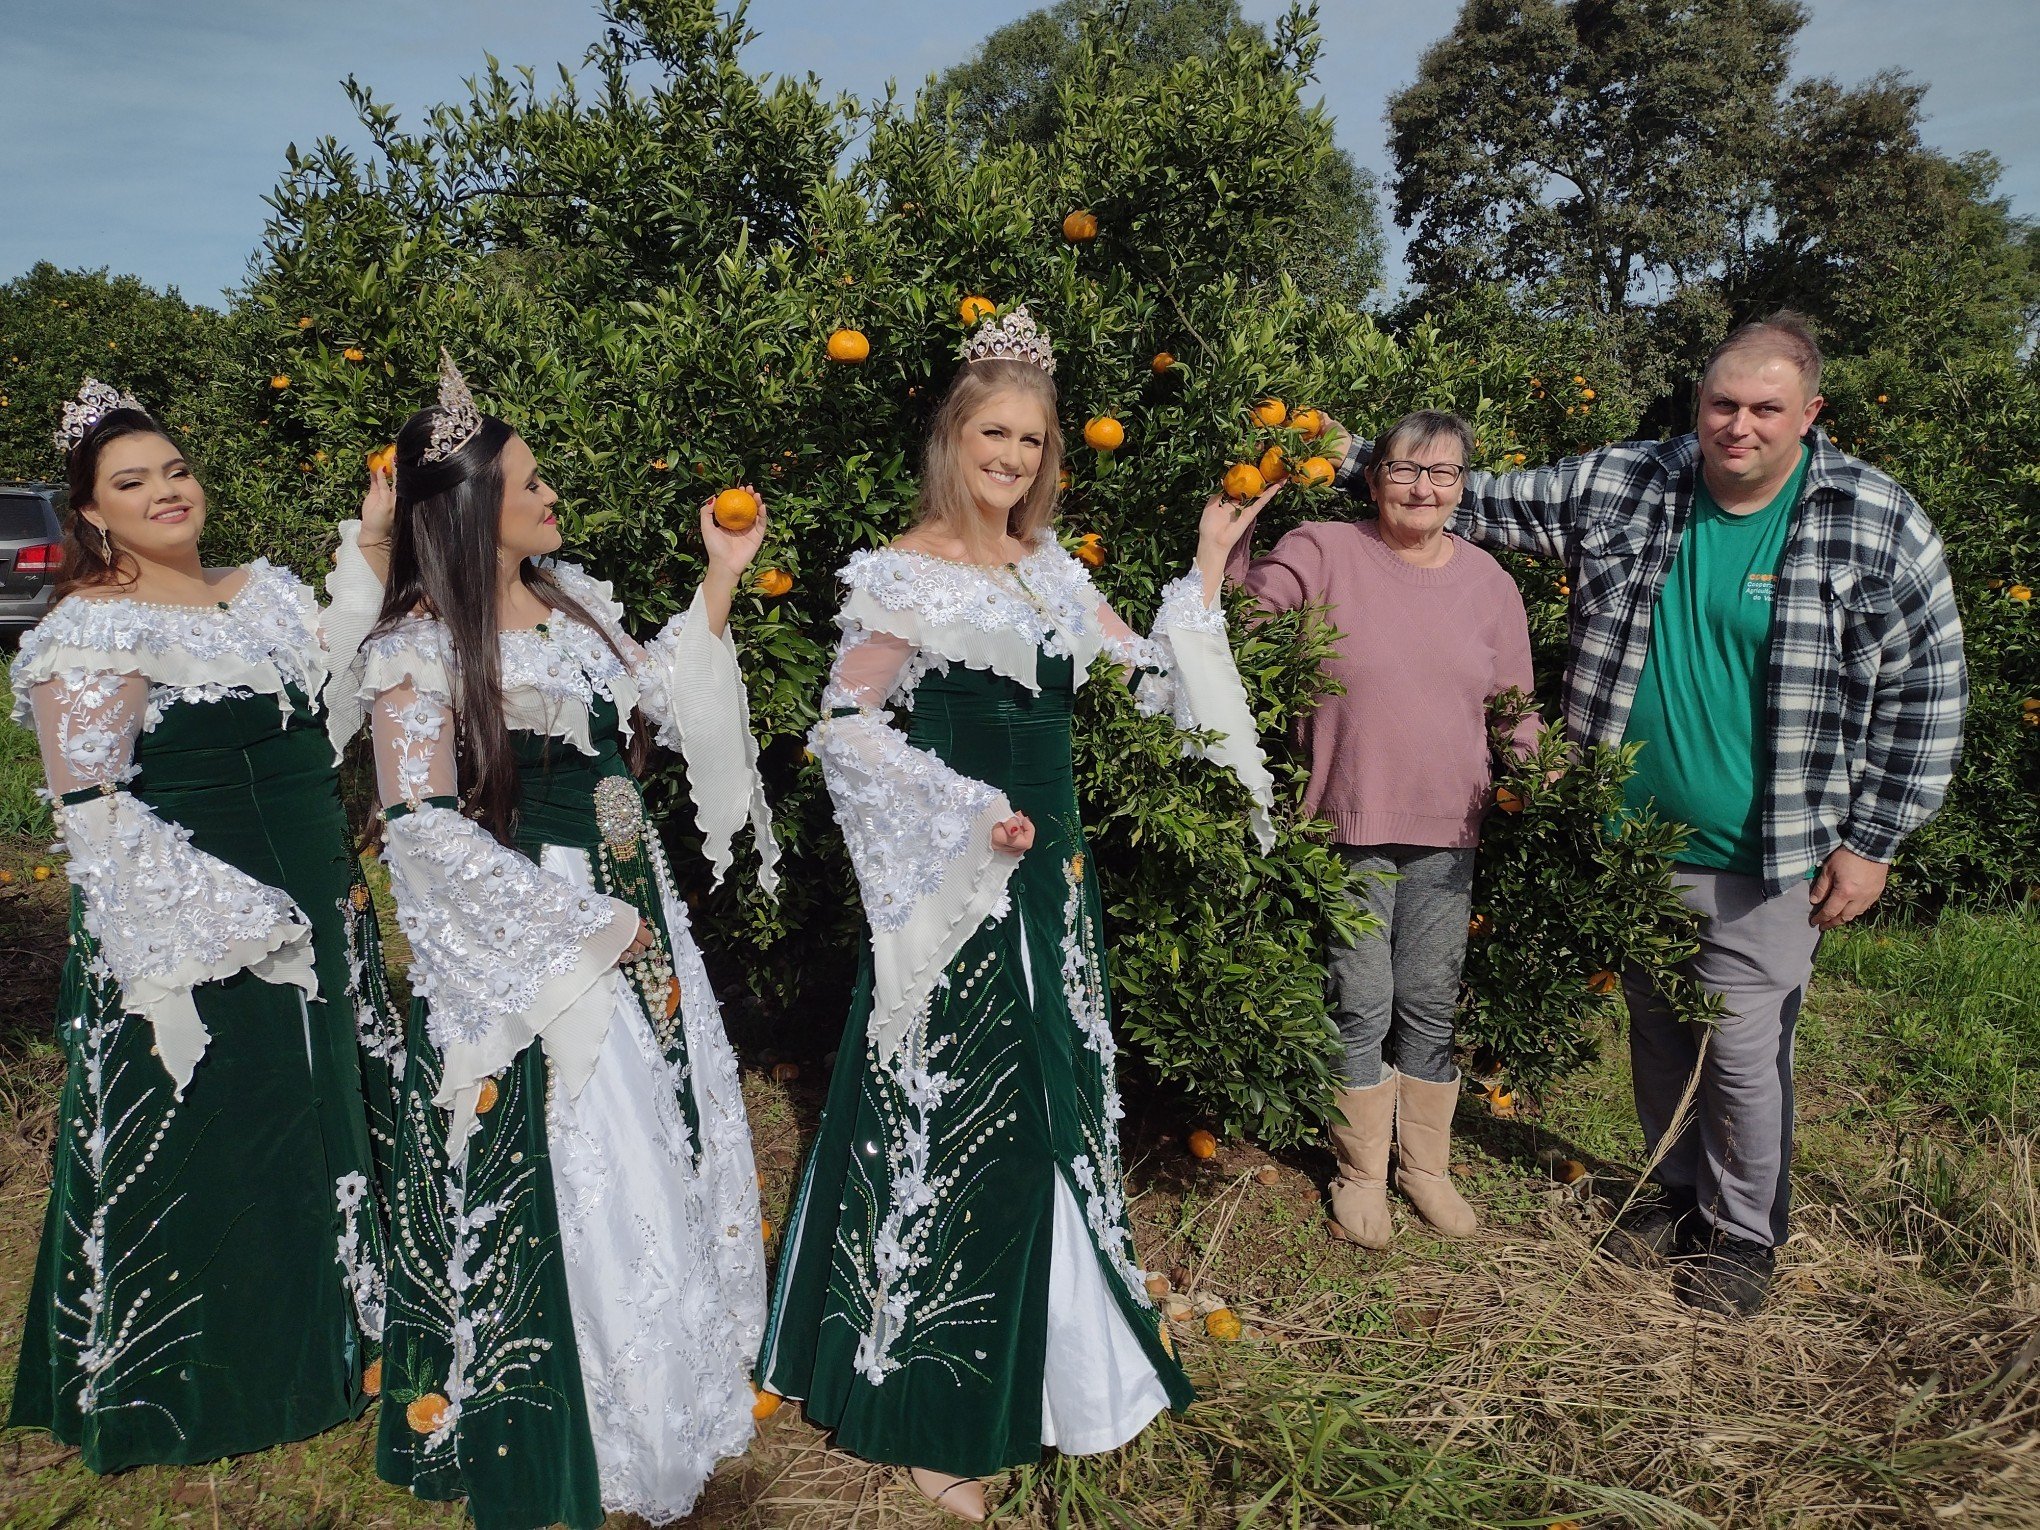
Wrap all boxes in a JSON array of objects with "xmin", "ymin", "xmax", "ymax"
[
  {"xmin": 837, "ymin": 534, "xmax": 1105, "ymax": 691},
  {"xmin": 360, "ymin": 603, "xmax": 640, "ymax": 756},
  {"xmin": 10, "ymin": 560, "xmax": 327, "ymax": 726}
]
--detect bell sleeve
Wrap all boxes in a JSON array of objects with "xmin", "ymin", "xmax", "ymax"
[
  {"xmin": 22, "ymin": 667, "xmax": 317, "ymax": 1096},
  {"xmin": 1095, "ymin": 571, "xmax": 1277, "ymax": 854},
  {"xmin": 317, "ymin": 518, "xmax": 390, "ymax": 757},
  {"xmin": 364, "ymin": 632, "xmax": 637, "ymax": 1158},
  {"xmin": 812, "ymin": 619, "xmax": 1020, "ymax": 1062},
  {"xmin": 547, "ymin": 563, "xmax": 779, "ymax": 895}
]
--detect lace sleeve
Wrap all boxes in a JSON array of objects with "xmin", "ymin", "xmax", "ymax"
[
  {"xmin": 27, "ymin": 669, "xmax": 317, "ymax": 1096},
  {"xmin": 633, "ymin": 587, "xmax": 780, "ymax": 895},
  {"xmin": 1095, "ymin": 571, "xmax": 1276, "ymax": 854},
  {"xmin": 317, "ymin": 519, "xmax": 387, "ymax": 757},
  {"xmin": 369, "ymin": 673, "xmax": 637, "ymax": 1158},
  {"xmin": 814, "ymin": 619, "xmax": 1019, "ymax": 1061}
]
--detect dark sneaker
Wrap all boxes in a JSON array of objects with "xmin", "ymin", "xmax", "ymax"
[
  {"xmin": 1600, "ymin": 1190, "xmax": 1699, "ymax": 1267},
  {"xmin": 1673, "ymin": 1231, "xmax": 1776, "ymax": 1317}
]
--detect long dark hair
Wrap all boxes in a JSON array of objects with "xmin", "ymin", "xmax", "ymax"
[
  {"xmin": 369, "ymin": 408, "xmax": 629, "ymax": 844},
  {"xmin": 55, "ymin": 406, "xmax": 179, "ymax": 598}
]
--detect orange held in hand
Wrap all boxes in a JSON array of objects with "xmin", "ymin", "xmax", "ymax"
[
  {"xmin": 1292, "ymin": 407, "xmax": 1325, "ymax": 440},
  {"xmin": 1223, "ymin": 463, "xmax": 1267, "ymax": 501},
  {"xmin": 1258, "ymin": 445, "xmax": 1288, "ymax": 484},
  {"xmin": 959, "ymin": 294, "xmax": 996, "ymax": 324},
  {"xmin": 756, "ymin": 568, "xmax": 793, "ymax": 598},
  {"xmin": 1187, "ymin": 1128, "xmax": 1218, "ymax": 1160},
  {"xmin": 1062, "ymin": 208, "xmax": 1099, "ymax": 242},
  {"xmin": 1252, "ymin": 397, "xmax": 1287, "ymax": 428},
  {"xmin": 366, "ymin": 443, "xmax": 396, "ymax": 475},
  {"xmin": 713, "ymin": 487, "xmax": 762, "ymax": 533},
  {"xmin": 825, "ymin": 328, "xmax": 869, "ymax": 364},
  {"xmin": 1083, "ymin": 416, "xmax": 1124, "ymax": 451},
  {"xmin": 1296, "ymin": 455, "xmax": 1335, "ymax": 488}
]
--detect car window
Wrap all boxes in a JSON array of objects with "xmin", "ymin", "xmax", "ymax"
[{"xmin": 0, "ymin": 496, "xmax": 55, "ymax": 540}]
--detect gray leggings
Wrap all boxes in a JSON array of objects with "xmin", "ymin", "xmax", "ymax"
[{"xmin": 1328, "ymin": 844, "xmax": 1476, "ymax": 1088}]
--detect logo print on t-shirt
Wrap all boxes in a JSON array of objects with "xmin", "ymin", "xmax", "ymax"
[{"xmin": 1743, "ymin": 572, "xmax": 1777, "ymax": 604}]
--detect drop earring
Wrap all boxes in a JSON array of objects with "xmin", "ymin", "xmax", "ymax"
[{"xmin": 99, "ymin": 525, "xmax": 113, "ymax": 558}]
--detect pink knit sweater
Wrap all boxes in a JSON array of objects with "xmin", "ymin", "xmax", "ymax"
[{"xmin": 1226, "ymin": 519, "xmax": 1539, "ymax": 849}]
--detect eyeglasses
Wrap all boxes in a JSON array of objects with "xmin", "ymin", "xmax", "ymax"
[{"xmin": 1378, "ymin": 460, "xmax": 1466, "ymax": 487}]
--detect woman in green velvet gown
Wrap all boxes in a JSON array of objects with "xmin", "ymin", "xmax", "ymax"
[
  {"xmin": 757, "ymin": 310, "xmax": 1280, "ymax": 1519},
  {"xmin": 8, "ymin": 384, "xmax": 399, "ymax": 1471}
]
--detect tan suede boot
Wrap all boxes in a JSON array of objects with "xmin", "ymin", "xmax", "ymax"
[
  {"xmin": 1326, "ymin": 1073, "xmax": 1396, "ymax": 1248},
  {"xmin": 1392, "ymin": 1072, "xmax": 1479, "ymax": 1237}
]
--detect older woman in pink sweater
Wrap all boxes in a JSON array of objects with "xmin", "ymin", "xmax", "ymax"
[{"xmin": 1225, "ymin": 410, "xmax": 1538, "ymax": 1247}]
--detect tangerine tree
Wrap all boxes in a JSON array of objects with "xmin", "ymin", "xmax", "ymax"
[{"xmin": 174, "ymin": 0, "xmax": 1709, "ymax": 1140}]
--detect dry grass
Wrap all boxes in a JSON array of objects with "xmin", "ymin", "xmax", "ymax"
[{"xmin": 2, "ymin": 843, "xmax": 2036, "ymax": 1525}]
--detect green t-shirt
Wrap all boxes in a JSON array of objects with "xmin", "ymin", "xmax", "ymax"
[{"xmin": 1620, "ymin": 445, "xmax": 1808, "ymax": 874}]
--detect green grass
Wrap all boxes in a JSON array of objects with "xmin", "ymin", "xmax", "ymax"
[{"xmin": 0, "ymin": 655, "xmax": 52, "ymax": 842}]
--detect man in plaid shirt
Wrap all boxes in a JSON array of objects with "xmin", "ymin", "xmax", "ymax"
[{"xmin": 1323, "ymin": 313, "xmax": 1966, "ymax": 1315}]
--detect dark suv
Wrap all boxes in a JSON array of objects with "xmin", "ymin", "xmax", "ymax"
[{"xmin": 1, "ymin": 484, "xmax": 68, "ymax": 638}]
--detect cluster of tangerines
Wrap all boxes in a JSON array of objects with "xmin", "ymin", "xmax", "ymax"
[{"xmin": 1530, "ymin": 373, "xmax": 1596, "ymax": 417}]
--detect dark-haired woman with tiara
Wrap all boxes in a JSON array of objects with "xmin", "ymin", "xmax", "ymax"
[
  {"xmin": 755, "ymin": 309, "xmax": 1280, "ymax": 1520},
  {"xmin": 361, "ymin": 353, "xmax": 777, "ymax": 1530},
  {"xmin": 7, "ymin": 380, "xmax": 402, "ymax": 1470}
]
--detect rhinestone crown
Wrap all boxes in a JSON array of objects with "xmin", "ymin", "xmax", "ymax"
[
  {"xmin": 56, "ymin": 378, "xmax": 146, "ymax": 453},
  {"xmin": 422, "ymin": 347, "xmax": 485, "ymax": 463},
  {"xmin": 961, "ymin": 305, "xmax": 1056, "ymax": 376}
]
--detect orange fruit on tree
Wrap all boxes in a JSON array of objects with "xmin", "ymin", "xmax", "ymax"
[
  {"xmin": 366, "ymin": 443, "xmax": 396, "ymax": 475},
  {"xmin": 1494, "ymin": 786, "xmax": 1524, "ymax": 813},
  {"xmin": 752, "ymin": 1387, "xmax": 782, "ymax": 1421},
  {"xmin": 1251, "ymin": 397, "xmax": 1287, "ymax": 428},
  {"xmin": 959, "ymin": 294, "xmax": 996, "ymax": 324},
  {"xmin": 1074, "ymin": 533, "xmax": 1106, "ymax": 569},
  {"xmin": 1258, "ymin": 445, "xmax": 1288, "ymax": 484},
  {"xmin": 1223, "ymin": 463, "xmax": 1266, "ymax": 501},
  {"xmin": 1083, "ymin": 416, "xmax": 1125, "ymax": 451},
  {"xmin": 713, "ymin": 487, "xmax": 762, "ymax": 533},
  {"xmin": 2011, "ymin": 584, "xmax": 2033, "ymax": 602},
  {"xmin": 1151, "ymin": 351, "xmax": 1175, "ymax": 374},
  {"xmin": 825, "ymin": 328, "xmax": 869, "ymax": 364},
  {"xmin": 1292, "ymin": 407, "xmax": 1325, "ymax": 440},
  {"xmin": 1062, "ymin": 208, "xmax": 1099, "ymax": 242},
  {"xmin": 343, "ymin": 346, "xmax": 365, "ymax": 363},
  {"xmin": 269, "ymin": 374, "xmax": 290, "ymax": 390},
  {"xmin": 755, "ymin": 568, "xmax": 793, "ymax": 598},
  {"xmin": 1187, "ymin": 1128, "xmax": 1218, "ymax": 1160},
  {"xmin": 1296, "ymin": 455, "xmax": 1336, "ymax": 488},
  {"xmin": 1204, "ymin": 1307, "xmax": 1243, "ymax": 1342},
  {"xmin": 1587, "ymin": 970, "xmax": 1619, "ymax": 995},
  {"xmin": 295, "ymin": 315, "xmax": 313, "ymax": 329}
]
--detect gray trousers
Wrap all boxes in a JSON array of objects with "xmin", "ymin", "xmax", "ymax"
[
  {"xmin": 1623, "ymin": 869, "xmax": 1821, "ymax": 1248},
  {"xmin": 1328, "ymin": 844, "xmax": 1476, "ymax": 1089}
]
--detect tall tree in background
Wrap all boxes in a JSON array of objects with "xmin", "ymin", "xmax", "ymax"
[
  {"xmin": 932, "ymin": 0, "xmax": 1384, "ymax": 301},
  {"xmin": 1388, "ymin": 0, "xmax": 2037, "ymax": 401}
]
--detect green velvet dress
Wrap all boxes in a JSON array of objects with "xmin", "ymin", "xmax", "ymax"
[
  {"xmin": 758, "ymin": 540, "xmax": 1275, "ymax": 1478},
  {"xmin": 6, "ymin": 560, "xmax": 400, "ymax": 1472}
]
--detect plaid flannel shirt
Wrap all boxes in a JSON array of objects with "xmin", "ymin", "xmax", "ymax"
[{"xmin": 1337, "ymin": 431, "xmax": 1968, "ymax": 894}]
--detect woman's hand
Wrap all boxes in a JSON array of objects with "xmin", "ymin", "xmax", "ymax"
[
  {"xmin": 360, "ymin": 463, "xmax": 396, "ymax": 545},
  {"xmin": 990, "ymin": 811, "xmax": 1035, "ymax": 856},
  {"xmin": 1317, "ymin": 413, "xmax": 1355, "ymax": 470},
  {"xmin": 699, "ymin": 492, "xmax": 767, "ymax": 579},
  {"xmin": 1195, "ymin": 480, "xmax": 1283, "ymax": 601},
  {"xmin": 621, "ymin": 916, "xmax": 656, "ymax": 962}
]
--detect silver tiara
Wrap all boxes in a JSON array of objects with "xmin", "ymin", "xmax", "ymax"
[
  {"xmin": 56, "ymin": 378, "xmax": 145, "ymax": 453},
  {"xmin": 422, "ymin": 347, "xmax": 484, "ymax": 463},
  {"xmin": 961, "ymin": 305, "xmax": 1056, "ymax": 376}
]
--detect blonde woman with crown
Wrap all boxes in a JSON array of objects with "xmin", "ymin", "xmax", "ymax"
[
  {"xmin": 7, "ymin": 381, "xmax": 400, "ymax": 1470},
  {"xmin": 756, "ymin": 308, "xmax": 1282, "ymax": 1519}
]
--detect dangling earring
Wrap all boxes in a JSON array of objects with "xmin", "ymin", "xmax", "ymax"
[{"xmin": 99, "ymin": 525, "xmax": 113, "ymax": 558}]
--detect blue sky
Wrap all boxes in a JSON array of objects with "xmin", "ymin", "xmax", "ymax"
[{"xmin": 2, "ymin": 0, "xmax": 2035, "ymax": 305}]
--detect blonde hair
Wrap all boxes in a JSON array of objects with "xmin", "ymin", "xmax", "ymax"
[
  {"xmin": 1702, "ymin": 309, "xmax": 1823, "ymax": 396},
  {"xmin": 912, "ymin": 359, "xmax": 1062, "ymax": 564}
]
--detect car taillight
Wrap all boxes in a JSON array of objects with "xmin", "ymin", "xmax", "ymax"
[{"xmin": 14, "ymin": 542, "xmax": 62, "ymax": 573}]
